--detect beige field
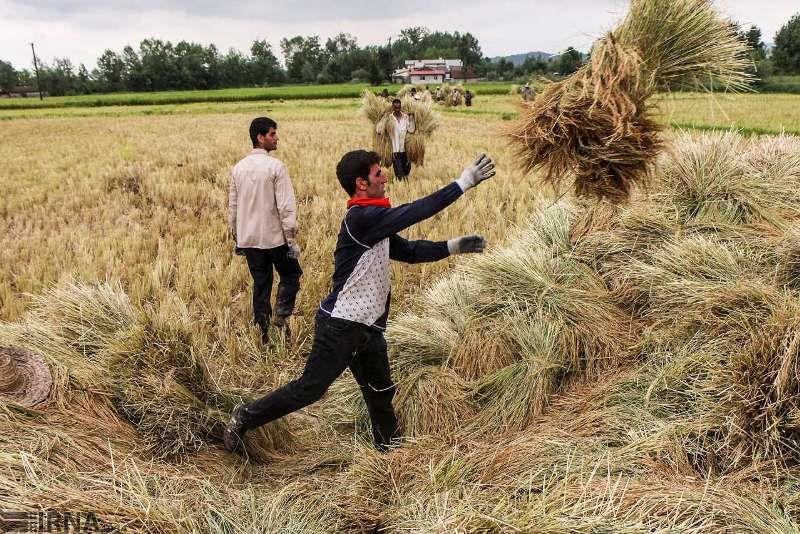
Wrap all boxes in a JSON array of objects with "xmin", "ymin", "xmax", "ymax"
[{"xmin": 3, "ymin": 94, "xmax": 800, "ymax": 531}]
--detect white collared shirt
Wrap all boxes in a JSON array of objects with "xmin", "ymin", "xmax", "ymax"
[
  {"xmin": 390, "ymin": 112, "xmax": 415, "ymax": 153},
  {"xmin": 228, "ymin": 148, "xmax": 297, "ymax": 249}
]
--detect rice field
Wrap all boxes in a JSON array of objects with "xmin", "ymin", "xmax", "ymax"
[
  {"xmin": 0, "ymin": 82, "xmax": 515, "ymax": 110},
  {"xmin": 2, "ymin": 89, "xmax": 800, "ymax": 531}
]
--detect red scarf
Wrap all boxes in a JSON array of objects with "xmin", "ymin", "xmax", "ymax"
[{"xmin": 347, "ymin": 197, "xmax": 392, "ymax": 208}]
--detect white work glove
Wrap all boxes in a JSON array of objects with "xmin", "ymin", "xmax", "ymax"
[
  {"xmin": 287, "ymin": 241, "xmax": 301, "ymax": 259},
  {"xmin": 447, "ymin": 235, "xmax": 486, "ymax": 255},
  {"xmin": 456, "ymin": 154, "xmax": 496, "ymax": 192}
]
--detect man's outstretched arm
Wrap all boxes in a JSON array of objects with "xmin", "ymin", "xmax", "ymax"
[
  {"xmin": 355, "ymin": 155, "xmax": 496, "ymax": 246},
  {"xmin": 389, "ymin": 234, "xmax": 486, "ymax": 264}
]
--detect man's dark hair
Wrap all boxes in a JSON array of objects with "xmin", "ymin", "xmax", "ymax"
[
  {"xmin": 249, "ymin": 117, "xmax": 278, "ymax": 147},
  {"xmin": 410, "ymin": 87, "xmax": 416, "ymax": 93},
  {"xmin": 336, "ymin": 150, "xmax": 381, "ymax": 196},
  {"xmin": 392, "ymin": 98, "xmax": 401, "ymax": 104}
]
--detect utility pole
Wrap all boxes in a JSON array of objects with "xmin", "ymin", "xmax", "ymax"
[{"xmin": 30, "ymin": 42, "xmax": 43, "ymax": 100}]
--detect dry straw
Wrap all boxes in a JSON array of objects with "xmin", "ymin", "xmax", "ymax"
[{"xmin": 506, "ymin": 0, "xmax": 751, "ymax": 202}]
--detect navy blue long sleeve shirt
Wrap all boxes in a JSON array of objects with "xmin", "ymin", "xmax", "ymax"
[{"xmin": 318, "ymin": 181, "xmax": 463, "ymax": 329}]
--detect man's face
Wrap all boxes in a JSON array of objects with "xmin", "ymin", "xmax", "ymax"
[
  {"xmin": 392, "ymin": 101, "xmax": 401, "ymax": 113},
  {"xmin": 357, "ymin": 163, "xmax": 387, "ymax": 198},
  {"xmin": 258, "ymin": 127, "xmax": 278, "ymax": 151}
]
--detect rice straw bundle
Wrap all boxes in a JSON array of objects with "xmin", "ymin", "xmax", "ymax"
[
  {"xmin": 506, "ymin": 0, "xmax": 751, "ymax": 202},
  {"xmin": 360, "ymin": 90, "xmax": 440, "ymax": 168},
  {"xmin": 393, "ymin": 365, "xmax": 476, "ymax": 436},
  {"xmin": 395, "ymin": 85, "xmax": 414, "ymax": 98},
  {"xmin": 360, "ymin": 90, "xmax": 393, "ymax": 166},
  {"xmin": 436, "ymin": 83, "xmax": 465, "ymax": 107}
]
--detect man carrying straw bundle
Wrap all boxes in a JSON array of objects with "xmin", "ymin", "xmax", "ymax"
[
  {"xmin": 229, "ymin": 117, "xmax": 302, "ymax": 345},
  {"xmin": 377, "ymin": 98, "xmax": 416, "ymax": 180},
  {"xmin": 224, "ymin": 151, "xmax": 496, "ymax": 454}
]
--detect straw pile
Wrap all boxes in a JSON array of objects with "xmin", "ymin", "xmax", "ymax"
[
  {"xmin": 360, "ymin": 90, "xmax": 440, "ymax": 168},
  {"xmin": 0, "ymin": 281, "xmax": 292, "ymax": 462},
  {"xmin": 375, "ymin": 132, "xmax": 800, "ymax": 475},
  {"xmin": 436, "ymin": 83, "xmax": 465, "ymax": 107},
  {"xmin": 506, "ymin": 0, "xmax": 751, "ymax": 202},
  {"xmin": 5, "ymin": 132, "xmax": 800, "ymax": 532}
]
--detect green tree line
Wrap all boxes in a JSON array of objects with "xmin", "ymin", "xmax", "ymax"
[{"xmin": 1, "ymin": 13, "xmax": 798, "ymax": 97}]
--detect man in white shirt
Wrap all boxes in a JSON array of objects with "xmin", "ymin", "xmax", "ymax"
[
  {"xmin": 229, "ymin": 117, "xmax": 302, "ymax": 344},
  {"xmin": 378, "ymin": 98, "xmax": 416, "ymax": 181}
]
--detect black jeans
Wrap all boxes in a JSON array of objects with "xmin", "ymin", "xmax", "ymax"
[
  {"xmin": 240, "ymin": 315, "xmax": 399, "ymax": 450},
  {"xmin": 392, "ymin": 152, "xmax": 411, "ymax": 180},
  {"xmin": 244, "ymin": 245, "xmax": 302, "ymax": 328}
]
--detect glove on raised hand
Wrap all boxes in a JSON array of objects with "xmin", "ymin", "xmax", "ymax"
[
  {"xmin": 287, "ymin": 241, "xmax": 301, "ymax": 259},
  {"xmin": 447, "ymin": 234, "xmax": 486, "ymax": 255},
  {"xmin": 455, "ymin": 154, "xmax": 496, "ymax": 192}
]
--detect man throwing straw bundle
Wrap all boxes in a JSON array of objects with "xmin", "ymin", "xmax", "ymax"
[{"xmin": 225, "ymin": 150, "xmax": 496, "ymax": 453}]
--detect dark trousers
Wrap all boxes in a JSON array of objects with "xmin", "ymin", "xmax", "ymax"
[
  {"xmin": 244, "ymin": 245, "xmax": 302, "ymax": 329},
  {"xmin": 392, "ymin": 152, "xmax": 411, "ymax": 180},
  {"xmin": 240, "ymin": 315, "xmax": 399, "ymax": 449}
]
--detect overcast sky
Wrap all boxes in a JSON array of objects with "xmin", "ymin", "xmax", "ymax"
[{"xmin": 1, "ymin": 0, "xmax": 796, "ymax": 70}]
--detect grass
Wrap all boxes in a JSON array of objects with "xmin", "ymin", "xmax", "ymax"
[
  {"xmin": 0, "ymin": 82, "xmax": 515, "ymax": 110},
  {"xmin": 3, "ymin": 85, "xmax": 800, "ymax": 531},
  {"xmin": 759, "ymin": 75, "xmax": 800, "ymax": 94}
]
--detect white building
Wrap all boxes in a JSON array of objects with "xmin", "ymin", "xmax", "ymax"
[{"xmin": 393, "ymin": 58, "xmax": 473, "ymax": 84}]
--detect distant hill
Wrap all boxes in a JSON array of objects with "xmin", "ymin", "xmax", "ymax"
[{"xmin": 490, "ymin": 51, "xmax": 553, "ymax": 66}]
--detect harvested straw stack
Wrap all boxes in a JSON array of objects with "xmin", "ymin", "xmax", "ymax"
[
  {"xmin": 360, "ymin": 90, "xmax": 440, "ymax": 168},
  {"xmin": 361, "ymin": 90, "xmax": 393, "ymax": 166},
  {"xmin": 437, "ymin": 83, "xmax": 465, "ymax": 107},
  {"xmin": 506, "ymin": 0, "xmax": 751, "ymax": 202},
  {"xmin": 0, "ymin": 280, "xmax": 293, "ymax": 461}
]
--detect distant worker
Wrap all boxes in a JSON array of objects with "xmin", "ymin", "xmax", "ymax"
[
  {"xmin": 229, "ymin": 117, "xmax": 302, "ymax": 345},
  {"xmin": 521, "ymin": 83, "xmax": 533, "ymax": 102},
  {"xmin": 464, "ymin": 89, "xmax": 473, "ymax": 107},
  {"xmin": 380, "ymin": 88, "xmax": 390, "ymax": 99},
  {"xmin": 224, "ymin": 150, "xmax": 497, "ymax": 455},
  {"xmin": 376, "ymin": 98, "xmax": 416, "ymax": 180}
]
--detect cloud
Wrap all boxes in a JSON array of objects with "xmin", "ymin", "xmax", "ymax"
[{"xmin": 1, "ymin": 0, "xmax": 796, "ymax": 70}]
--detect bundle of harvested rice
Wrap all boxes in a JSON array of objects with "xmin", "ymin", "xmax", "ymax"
[
  {"xmin": 383, "ymin": 203, "xmax": 634, "ymax": 435},
  {"xmin": 653, "ymin": 131, "xmax": 800, "ymax": 226},
  {"xmin": 0, "ymin": 346, "xmax": 52, "ymax": 408},
  {"xmin": 393, "ymin": 365, "xmax": 476, "ymax": 437},
  {"xmin": 360, "ymin": 90, "xmax": 440, "ymax": 168},
  {"xmin": 403, "ymin": 96, "xmax": 439, "ymax": 165},
  {"xmin": 506, "ymin": 0, "xmax": 750, "ymax": 202},
  {"xmin": 2, "ymin": 280, "xmax": 292, "ymax": 461},
  {"xmin": 360, "ymin": 90, "xmax": 393, "ymax": 166},
  {"xmin": 395, "ymin": 85, "xmax": 414, "ymax": 98},
  {"xmin": 436, "ymin": 83, "xmax": 465, "ymax": 107}
]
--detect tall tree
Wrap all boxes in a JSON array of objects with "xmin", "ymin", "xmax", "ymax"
[
  {"xmin": 122, "ymin": 45, "xmax": 148, "ymax": 91},
  {"xmin": 139, "ymin": 38, "xmax": 176, "ymax": 90},
  {"xmin": 0, "ymin": 60, "xmax": 18, "ymax": 92},
  {"xmin": 220, "ymin": 48, "xmax": 249, "ymax": 87},
  {"xmin": 281, "ymin": 35, "xmax": 325, "ymax": 82},
  {"xmin": 774, "ymin": 13, "xmax": 800, "ymax": 74},
  {"xmin": 456, "ymin": 32, "xmax": 482, "ymax": 70},
  {"xmin": 95, "ymin": 49, "xmax": 126, "ymax": 92},
  {"xmin": 555, "ymin": 47, "xmax": 583, "ymax": 75},
  {"xmin": 249, "ymin": 40, "xmax": 282, "ymax": 85}
]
